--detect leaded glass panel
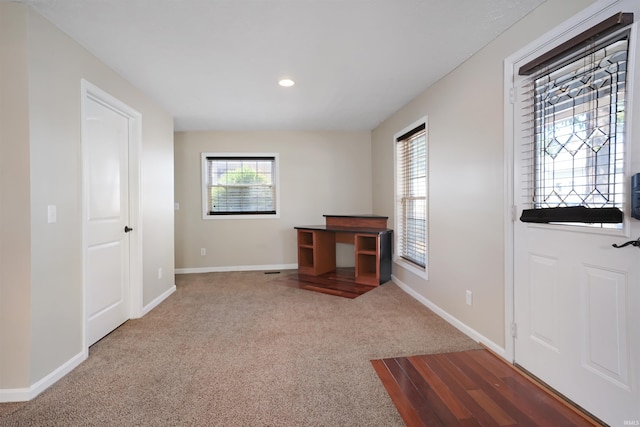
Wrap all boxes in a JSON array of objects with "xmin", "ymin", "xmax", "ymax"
[{"xmin": 532, "ymin": 33, "xmax": 628, "ymax": 223}]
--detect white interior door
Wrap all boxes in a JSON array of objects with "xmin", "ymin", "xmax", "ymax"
[
  {"xmin": 83, "ymin": 92, "xmax": 131, "ymax": 347},
  {"xmin": 510, "ymin": 3, "xmax": 640, "ymax": 425}
]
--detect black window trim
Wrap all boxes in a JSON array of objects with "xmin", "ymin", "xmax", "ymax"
[{"xmin": 201, "ymin": 153, "xmax": 280, "ymax": 219}]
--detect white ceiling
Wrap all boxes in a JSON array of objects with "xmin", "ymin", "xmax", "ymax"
[{"xmin": 17, "ymin": 0, "xmax": 546, "ymax": 131}]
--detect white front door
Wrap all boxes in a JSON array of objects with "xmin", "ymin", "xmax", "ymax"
[
  {"xmin": 83, "ymin": 91, "xmax": 131, "ymax": 346},
  {"xmin": 510, "ymin": 2, "xmax": 640, "ymax": 425},
  {"xmin": 513, "ymin": 227, "xmax": 639, "ymax": 424}
]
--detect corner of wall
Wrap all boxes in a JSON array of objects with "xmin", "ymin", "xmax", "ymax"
[{"xmin": 0, "ymin": 1, "xmax": 33, "ymax": 393}]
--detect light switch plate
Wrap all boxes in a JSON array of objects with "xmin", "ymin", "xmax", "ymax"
[{"xmin": 47, "ymin": 205, "xmax": 57, "ymax": 223}]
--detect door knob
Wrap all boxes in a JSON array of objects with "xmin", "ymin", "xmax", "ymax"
[{"xmin": 124, "ymin": 226, "xmax": 133, "ymax": 233}]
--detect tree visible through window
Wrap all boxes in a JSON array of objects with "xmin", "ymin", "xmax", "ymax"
[{"xmin": 203, "ymin": 155, "xmax": 277, "ymax": 216}]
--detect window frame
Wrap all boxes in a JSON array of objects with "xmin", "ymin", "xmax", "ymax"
[
  {"xmin": 524, "ymin": 28, "xmax": 630, "ymax": 229},
  {"xmin": 201, "ymin": 152, "xmax": 280, "ymax": 220},
  {"xmin": 393, "ymin": 117, "xmax": 429, "ymax": 279}
]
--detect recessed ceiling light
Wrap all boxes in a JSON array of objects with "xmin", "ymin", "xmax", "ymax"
[{"xmin": 278, "ymin": 79, "xmax": 295, "ymax": 87}]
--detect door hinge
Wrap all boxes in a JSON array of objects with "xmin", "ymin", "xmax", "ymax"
[
  {"xmin": 509, "ymin": 87, "xmax": 516, "ymax": 104},
  {"xmin": 511, "ymin": 322, "xmax": 518, "ymax": 338}
]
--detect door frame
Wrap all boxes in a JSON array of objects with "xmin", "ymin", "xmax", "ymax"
[
  {"xmin": 503, "ymin": 0, "xmax": 628, "ymax": 363},
  {"xmin": 80, "ymin": 79, "xmax": 142, "ymax": 352}
]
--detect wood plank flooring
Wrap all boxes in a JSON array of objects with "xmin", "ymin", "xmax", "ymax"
[
  {"xmin": 274, "ymin": 268, "xmax": 377, "ymax": 298},
  {"xmin": 371, "ymin": 349, "xmax": 603, "ymax": 427}
]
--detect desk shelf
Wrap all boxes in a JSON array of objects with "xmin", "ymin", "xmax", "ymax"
[
  {"xmin": 298, "ymin": 246, "xmax": 314, "ymax": 270},
  {"xmin": 356, "ymin": 255, "xmax": 378, "ymax": 285},
  {"xmin": 297, "ymin": 229, "xmax": 335, "ymax": 276},
  {"xmin": 355, "ymin": 234, "xmax": 379, "ymax": 286},
  {"xmin": 298, "ymin": 230, "xmax": 314, "ymax": 247}
]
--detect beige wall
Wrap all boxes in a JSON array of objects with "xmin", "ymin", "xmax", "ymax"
[
  {"xmin": 371, "ymin": 0, "xmax": 597, "ymax": 350},
  {"xmin": 0, "ymin": 3, "xmax": 32, "ymax": 389},
  {"xmin": 0, "ymin": 3, "xmax": 175, "ymax": 394},
  {"xmin": 174, "ymin": 131, "xmax": 372, "ymax": 270}
]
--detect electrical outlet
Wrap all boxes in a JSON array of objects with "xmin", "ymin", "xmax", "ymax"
[
  {"xmin": 466, "ymin": 290, "xmax": 473, "ymax": 306},
  {"xmin": 200, "ymin": 248, "xmax": 206, "ymax": 256}
]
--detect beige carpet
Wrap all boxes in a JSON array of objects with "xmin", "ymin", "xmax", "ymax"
[{"xmin": 0, "ymin": 270, "xmax": 480, "ymax": 426}]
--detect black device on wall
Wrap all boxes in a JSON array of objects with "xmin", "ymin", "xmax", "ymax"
[{"xmin": 633, "ymin": 173, "xmax": 640, "ymax": 220}]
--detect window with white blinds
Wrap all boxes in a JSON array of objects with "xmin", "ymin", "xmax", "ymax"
[
  {"xmin": 395, "ymin": 121, "xmax": 427, "ymax": 270},
  {"xmin": 202, "ymin": 154, "xmax": 278, "ymax": 218},
  {"xmin": 517, "ymin": 18, "xmax": 631, "ymax": 227}
]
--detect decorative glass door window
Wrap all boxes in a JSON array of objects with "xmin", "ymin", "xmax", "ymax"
[{"xmin": 528, "ymin": 30, "xmax": 629, "ymax": 227}]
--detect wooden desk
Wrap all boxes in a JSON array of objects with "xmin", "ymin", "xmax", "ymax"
[{"xmin": 294, "ymin": 215, "xmax": 392, "ymax": 286}]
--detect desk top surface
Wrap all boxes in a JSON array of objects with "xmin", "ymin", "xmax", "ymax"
[
  {"xmin": 294, "ymin": 225, "xmax": 393, "ymax": 234},
  {"xmin": 322, "ymin": 214, "xmax": 389, "ymax": 219}
]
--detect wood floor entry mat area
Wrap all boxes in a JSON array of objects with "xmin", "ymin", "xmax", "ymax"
[
  {"xmin": 371, "ymin": 349, "xmax": 601, "ymax": 427},
  {"xmin": 274, "ymin": 268, "xmax": 377, "ymax": 298}
]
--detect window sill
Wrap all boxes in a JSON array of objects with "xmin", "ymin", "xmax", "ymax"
[
  {"xmin": 394, "ymin": 257, "xmax": 428, "ymax": 280},
  {"xmin": 202, "ymin": 213, "xmax": 280, "ymax": 220}
]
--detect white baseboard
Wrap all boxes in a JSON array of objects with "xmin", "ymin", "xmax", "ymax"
[
  {"xmin": 391, "ymin": 274, "xmax": 507, "ymax": 360},
  {"xmin": 175, "ymin": 263, "xmax": 298, "ymax": 275},
  {"xmin": 0, "ymin": 349, "xmax": 87, "ymax": 403},
  {"xmin": 1, "ymin": 285, "xmax": 175, "ymax": 403},
  {"xmin": 142, "ymin": 284, "xmax": 176, "ymax": 316}
]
